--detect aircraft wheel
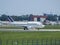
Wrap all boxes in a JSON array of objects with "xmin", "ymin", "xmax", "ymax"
[{"xmin": 24, "ymin": 27, "xmax": 28, "ymax": 30}]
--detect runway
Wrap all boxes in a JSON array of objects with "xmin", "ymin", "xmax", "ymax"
[{"xmin": 0, "ymin": 29, "xmax": 60, "ymax": 32}]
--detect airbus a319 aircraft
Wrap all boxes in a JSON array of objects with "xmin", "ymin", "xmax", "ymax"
[{"xmin": 1, "ymin": 16, "xmax": 45, "ymax": 30}]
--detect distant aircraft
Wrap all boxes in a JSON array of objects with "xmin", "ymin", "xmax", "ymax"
[{"xmin": 1, "ymin": 16, "xmax": 45, "ymax": 30}]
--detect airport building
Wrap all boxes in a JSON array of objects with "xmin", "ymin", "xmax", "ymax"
[{"xmin": 28, "ymin": 15, "xmax": 47, "ymax": 22}]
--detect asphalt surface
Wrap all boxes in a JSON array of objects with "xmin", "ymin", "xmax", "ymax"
[{"xmin": 0, "ymin": 29, "xmax": 60, "ymax": 32}]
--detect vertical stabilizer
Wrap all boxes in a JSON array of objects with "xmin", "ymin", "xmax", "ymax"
[{"xmin": 7, "ymin": 16, "xmax": 14, "ymax": 22}]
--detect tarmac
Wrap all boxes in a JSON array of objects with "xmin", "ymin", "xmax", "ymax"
[{"xmin": 0, "ymin": 29, "xmax": 60, "ymax": 32}]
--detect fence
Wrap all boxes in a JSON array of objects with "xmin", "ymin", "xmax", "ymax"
[{"xmin": 0, "ymin": 39, "xmax": 60, "ymax": 45}]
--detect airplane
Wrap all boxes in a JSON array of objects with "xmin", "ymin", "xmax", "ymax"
[{"xmin": 1, "ymin": 16, "xmax": 45, "ymax": 30}]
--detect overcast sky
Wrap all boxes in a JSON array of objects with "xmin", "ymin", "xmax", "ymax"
[{"xmin": 0, "ymin": 0, "xmax": 60, "ymax": 15}]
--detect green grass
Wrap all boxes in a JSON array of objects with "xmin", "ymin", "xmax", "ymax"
[
  {"xmin": 0, "ymin": 31, "xmax": 60, "ymax": 40},
  {"xmin": 43, "ymin": 25, "xmax": 60, "ymax": 29},
  {"xmin": 0, "ymin": 31, "xmax": 60, "ymax": 45},
  {"xmin": 0, "ymin": 25, "xmax": 23, "ymax": 29}
]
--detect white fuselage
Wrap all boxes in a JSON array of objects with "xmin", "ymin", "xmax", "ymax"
[
  {"xmin": 1, "ymin": 21, "xmax": 45, "ymax": 29},
  {"xmin": 8, "ymin": 21, "xmax": 45, "ymax": 28}
]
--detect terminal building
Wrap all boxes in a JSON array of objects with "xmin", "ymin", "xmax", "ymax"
[{"xmin": 28, "ymin": 15, "xmax": 47, "ymax": 22}]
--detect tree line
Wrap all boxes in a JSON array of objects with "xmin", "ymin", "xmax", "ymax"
[{"xmin": 0, "ymin": 14, "xmax": 60, "ymax": 21}]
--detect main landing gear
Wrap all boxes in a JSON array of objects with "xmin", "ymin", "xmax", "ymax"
[{"xmin": 24, "ymin": 27, "xmax": 28, "ymax": 30}]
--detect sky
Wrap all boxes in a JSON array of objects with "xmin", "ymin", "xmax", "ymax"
[{"xmin": 0, "ymin": 0, "xmax": 60, "ymax": 16}]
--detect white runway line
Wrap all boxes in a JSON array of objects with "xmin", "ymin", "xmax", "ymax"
[{"xmin": 0, "ymin": 29, "xmax": 60, "ymax": 32}]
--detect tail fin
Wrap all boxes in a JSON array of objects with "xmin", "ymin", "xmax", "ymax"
[{"xmin": 7, "ymin": 16, "xmax": 14, "ymax": 22}]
